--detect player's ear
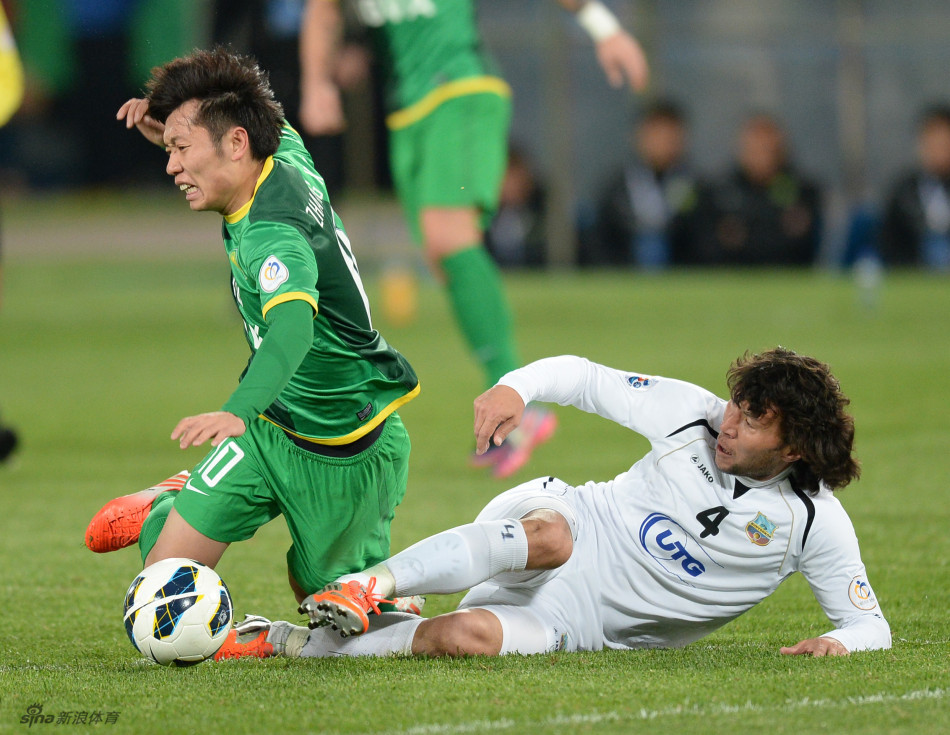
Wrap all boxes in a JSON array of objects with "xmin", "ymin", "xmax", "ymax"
[
  {"xmin": 228, "ymin": 126, "xmax": 251, "ymax": 161},
  {"xmin": 780, "ymin": 445, "xmax": 801, "ymax": 464}
]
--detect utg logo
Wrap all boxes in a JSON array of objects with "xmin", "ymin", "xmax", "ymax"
[{"xmin": 638, "ymin": 513, "xmax": 721, "ymax": 583}]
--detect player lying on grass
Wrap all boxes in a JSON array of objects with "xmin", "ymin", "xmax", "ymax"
[
  {"xmin": 85, "ymin": 48, "xmax": 421, "ymax": 657},
  {"xmin": 221, "ymin": 348, "xmax": 890, "ymax": 659}
]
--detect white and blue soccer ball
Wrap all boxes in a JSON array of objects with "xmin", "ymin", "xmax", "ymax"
[{"xmin": 122, "ymin": 558, "xmax": 233, "ymax": 666}]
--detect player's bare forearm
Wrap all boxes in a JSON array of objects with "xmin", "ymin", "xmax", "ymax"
[
  {"xmin": 116, "ymin": 97, "xmax": 166, "ymax": 147},
  {"xmin": 556, "ymin": 0, "xmax": 650, "ymax": 91},
  {"xmin": 299, "ymin": 0, "xmax": 346, "ymax": 134},
  {"xmin": 473, "ymin": 385, "xmax": 525, "ymax": 454},
  {"xmin": 171, "ymin": 412, "xmax": 246, "ymax": 449},
  {"xmin": 780, "ymin": 636, "xmax": 849, "ymax": 657}
]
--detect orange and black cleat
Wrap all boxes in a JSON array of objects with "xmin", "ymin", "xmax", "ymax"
[
  {"xmin": 84, "ymin": 470, "xmax": 189, "ymax": 553},
  {"xmin": 299, "ymin": 577, "xmax": 394, "ymax": 637}
]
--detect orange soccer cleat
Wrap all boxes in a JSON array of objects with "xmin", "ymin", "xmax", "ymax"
[
  {"xmin": 84, "ymin": 471, "xmax": 189, "ymax": 553},
  {"xmin": 213, "ymin": 616, "xmax": 275, "ymax": 661},
  {"xmin": 299, "ymin": 576, "xmax": 395, "ymax": 637}
]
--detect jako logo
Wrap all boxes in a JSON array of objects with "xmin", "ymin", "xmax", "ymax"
[
  {"xmin": 638, "ymin": 513, "xmax": 721, "ymax": 582},
  {"xmin": 689, "ymin": 454, "xmax": 715, "ymax": 483}
]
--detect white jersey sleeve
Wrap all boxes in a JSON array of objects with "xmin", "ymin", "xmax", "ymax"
[
  {"xmin": 798, "ymin": 492, "xmax": 891, "ymax": 652},
  {"xmin": 498, "ymin": 355, "xmax": 723, "ymax": 444}
]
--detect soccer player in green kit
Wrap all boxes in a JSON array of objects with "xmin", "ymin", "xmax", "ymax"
[
  {"xmin": 299, "ymin": 0, "xmax": 649, "ymax": 477},
  {"xmin": 86, "ymin": 48, "xmax": 420, "ymax": 657}
]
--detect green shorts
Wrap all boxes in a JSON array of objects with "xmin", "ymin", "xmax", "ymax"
[
  {"xmin": 173, "ymin": 413, "xmax": 411, "ymax": 595},
  {"xmin": 389, "ymin": 90, "xmax": 512, "ymax": 244}
]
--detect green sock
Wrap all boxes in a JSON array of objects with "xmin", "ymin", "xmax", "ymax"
[
  {"xmin": 138, "ymin": 490, "xmax": 177, "ymax": 565},
  {"xmin": 440, "ymin": 246, "xmax": 520, "ymax": 386}
]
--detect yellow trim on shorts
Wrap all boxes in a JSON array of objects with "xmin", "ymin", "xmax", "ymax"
[
  {"xmin": 259, "ymin": 382, "xmax": 421, "ymax": 445},
  {"xmin": 224, "ymin": 156, "xmax": 275, "ymax": 224},
  {"xmin": 386, "ymin": 76, "xmax": 512, "ymax": 131},
  {"xmin": 261, "ymin": 292, "xmax": 319, "ymax": 321}
]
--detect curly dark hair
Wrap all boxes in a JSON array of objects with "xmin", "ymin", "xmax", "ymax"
[
  {"xmin": 726, "ymin": 347, "xmax": 860, "ymax": 492},
  {"xmin": 145, "ymin": 46, "xmax": 284, "ymax": 160}
]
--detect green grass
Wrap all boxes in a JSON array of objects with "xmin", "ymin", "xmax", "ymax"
[{"xmin": 1, "ymin": 247, "xmax": 948, "ymax": 733}]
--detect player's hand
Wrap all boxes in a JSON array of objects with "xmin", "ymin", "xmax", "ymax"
[
  {"xmin": 596, "ymin": 30, "xmax": 649, "ymax": 91},
  {"xmin": 171, "ymin": 412, "xmax": 246, "ymax": 449},
  {"xmin": 116, "ymin": 97, "xmax": 166, "ymax": 147},
  {"xmin": 335, "ymin": 44, "xmax": 372, "ymax": 90},
  {"xmin": 780, "ymin": 636, "xmax": 850, "ymax": 657},
  {"xmin": 473, "ymin": 385, "xmax": 525, "ymax": 455},
  {"xmin": 299, "ymin": 80, "xmax": 346, "ymax": 135}
]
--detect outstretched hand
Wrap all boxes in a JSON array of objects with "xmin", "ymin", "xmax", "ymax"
[
  {"xmin": 596, "ymin": 31, "xmax": 650, "ymax": 91},
  {"xmin": 473, "ymin": 385, "xmax": 526, "ymax": 455},
  {"xmin": 171, "ymin": 411, "xmax": 246, "ymax": 449},
  {"xmin": 780, "ymin": 636, "xmax": 849, "ymax": 657},
  {"xmin": 116, "ymin": 97, "xmax": 165, "ymax": 147}
]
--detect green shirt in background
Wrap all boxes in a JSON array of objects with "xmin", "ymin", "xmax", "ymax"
[{"xmin": 354, "ymin": 0, "xmax": 507, "ymax": 125}]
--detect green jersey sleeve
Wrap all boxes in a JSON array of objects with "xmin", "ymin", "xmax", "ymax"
[{"xmin": 221, "ymin": 299, "xmax": 315, "ymax": 424}]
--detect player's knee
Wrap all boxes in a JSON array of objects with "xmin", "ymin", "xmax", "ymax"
[
  {"xmin": 421, "ymin": 208, "xmax": 482, "ymax": 260},
  {"xmin": 412, "ymin": 610, "xmax": 503, "ymax": 657},
  {"xmin": 520, "ymin": 510, "xmax": 573, "ymax": 569}
]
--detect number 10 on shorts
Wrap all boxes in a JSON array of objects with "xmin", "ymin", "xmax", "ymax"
[{"xmin": 194, "ymin": 441, "xmax": 245, "ymax": 488}]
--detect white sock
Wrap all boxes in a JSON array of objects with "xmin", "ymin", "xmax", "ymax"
[
  {"xmin": 298, "ymin": 613, "xmax": 422, "ymax": 658},
  {"xmin": 386, "ymin": 519, "xmax": 529, "ymax": 596}
]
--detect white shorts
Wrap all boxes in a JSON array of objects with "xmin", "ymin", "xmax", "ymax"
[{"xmin": 457, "ymin": 476, "xmax": 605, "ymax": 654}]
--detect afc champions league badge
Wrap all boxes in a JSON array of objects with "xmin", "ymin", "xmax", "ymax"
[
  {"xmin": 848, "ymin": 576, "xmax": 878, "ymax": 610},
  {"xmin": 260, "ymin": 255, "xmax": 290, "ymax": 293}
]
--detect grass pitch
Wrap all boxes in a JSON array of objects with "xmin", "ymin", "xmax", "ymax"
[{"xmin": 0, "ymin": 210, "xmax": 948, "ymax": 733}]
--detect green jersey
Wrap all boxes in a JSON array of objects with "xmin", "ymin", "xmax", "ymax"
[
  {"xmin": 353, "ymin": 0, "xmax": 508, "ymax": 126},
  {"xmin": 222, "ymin": 124, "xmax": 419, "ymax": 444}
]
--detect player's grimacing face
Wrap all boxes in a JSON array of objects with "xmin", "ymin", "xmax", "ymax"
[
  {"xmin": 715, "ymin": 400, "xmax": 800, "ymax": 481},
  {"xmin": 163, "ymin": 100, "xmax": 238, "ymax": 215}
]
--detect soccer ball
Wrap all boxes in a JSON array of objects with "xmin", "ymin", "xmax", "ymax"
[{"xmin": 122, "ymin": 558, "xmax": 233, "ymax": 666}]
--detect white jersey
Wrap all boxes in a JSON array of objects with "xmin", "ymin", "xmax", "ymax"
[{"xmin": 494, "ymin": 356, "xmax": 890, "ymax": 652}]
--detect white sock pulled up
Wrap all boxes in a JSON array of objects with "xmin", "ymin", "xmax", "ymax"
[{"xmin": 386, "ymin": 518, "xmax": 529, "ymax": 597}]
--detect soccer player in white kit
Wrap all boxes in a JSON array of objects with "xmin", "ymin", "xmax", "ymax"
[{"xmin": 225, "ymin": 348, "xmax": 890, "ymax": 659}]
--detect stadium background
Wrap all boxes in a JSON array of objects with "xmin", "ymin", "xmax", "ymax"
[
  {"xmin": 5, "ymin": 0, "xmax": 950, "ymax": 265},
  {"xmin": 1, "ymin": 2, "xmax": 948, "ymax": 732}
]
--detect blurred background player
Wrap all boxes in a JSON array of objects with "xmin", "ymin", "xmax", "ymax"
[
  {"xmin": 86, "ymin": 49, "xmax": 420, "ymax": 658},
  {"xmin": 0, "ymin": 1, "xmax": 23, "ymax": 463},
  {"xmin": 587, "ymin": 99, "xmax": 699, "ymax": 269},
  {"xmin": 879, "ymin": 104, "xmax": 950, "ymax": 270},
  {"xmin": 485, "ymin": 146, "xmax": 548, "ymax": 269},
  {"xmin": 298, "ymin": 0, "xmax": 649, "ymax": 477},
  {"xmin": 686, "ymin": 113, "xmax": 822, "ymax": 267}
]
